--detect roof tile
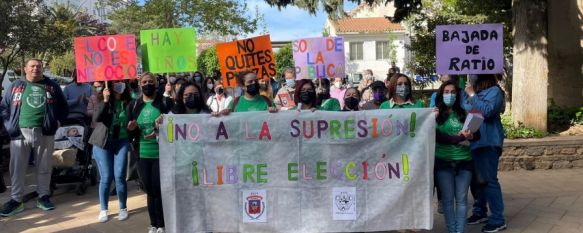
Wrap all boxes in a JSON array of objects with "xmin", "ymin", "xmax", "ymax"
[{"xmin": 335, "ymin": 17, "xmax": 403, "ymax": 33}]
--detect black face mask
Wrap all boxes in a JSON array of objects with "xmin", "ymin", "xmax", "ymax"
[
  {"xmin": 129, "ymin": 82, "xmax": 138, "ymax": 89},
  {"xmin": 316, "ymin": 87, "xmax": 330, "ymax": 100},
  {"xmin": 246, "ymin": 83, "xmax": 260, "ymax": 96},
  {"xmin": 317, "ymin": 92, "xmax": 330, "ymax": 101},
  {"xmin": 345, "ymin": 97, "xmax": 359, "ymax": 110},
  {"xmin": 300, "ymin": 91, "xmax": 316, "ymax": 104},
  {"xmin": 185, "ymin": 95, "xmax": 201, "ymax": 109},
  {"xmin": 142, "ymin": 84, "xmax": 156, "ymax": 97},
  {"xmin": 217, "ymin": 88, "xmax": 224, "ymax": 95}
]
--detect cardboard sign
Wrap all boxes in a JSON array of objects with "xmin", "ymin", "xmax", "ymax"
[
  {"xmin": 74, "ymin": 35, "xmax": 138, "ymax": 82},
  {"xmin": 140, "ymin": 28, "xmax": 197, "ymax": 73},
  {"xmin": 216, "ymin": 35, "xmax": 276, "ymax": 87},
  {"xmin": 292, "ymin": 37, "xmax": 345, "ymax": 79},
  {"xmin": 159, "ymin": 110, "xmax": 435, "ymax": 232},
  {"xmin": 436, "ymin": 24, "xmax": 503, "ymax": 74}
]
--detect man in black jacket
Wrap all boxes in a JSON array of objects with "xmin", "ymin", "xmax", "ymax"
[{"xmin": 0, "ymin": 59, "xmax": 69, "ymax": 217}]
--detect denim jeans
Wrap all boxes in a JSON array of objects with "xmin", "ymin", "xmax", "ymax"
[
  {"xmin": 93, "ymin": 139, "xmax": 129, "ymax": 210},
  {"xmin": 436, "ymin": 159, "xmax": 473, "ymax": 233},
  {"xmin": 471, "ymin": 146, "xmax": 505, "ymax": 226}
]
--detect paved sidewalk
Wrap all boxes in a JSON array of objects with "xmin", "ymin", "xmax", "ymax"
[{"xmin": 1, "ymin": 169, "xmax": 583, "ymax": 233}]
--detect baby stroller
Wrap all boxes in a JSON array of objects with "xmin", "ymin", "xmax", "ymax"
[{"xmin": 50, "ymin": 117, "xmax": 97, "ymax": 196}]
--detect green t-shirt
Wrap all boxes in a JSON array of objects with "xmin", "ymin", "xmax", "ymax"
[
  {"xmin": 379, "ymin": 99, "xmax": 424, "ymax": 109},
  {"xmin": 110, "ymin": 101, "xmax": 129, "ymax": 140},
  {"xmin": 137, "ymin": 101, "xmax": 161, "ymax": 158},
  {"xmin": 318, "ymin": 98, "xmax": 341, "ymax": 111},
  {"xmin": 130, "ymin": 91, "xmax": 140, "ymax": 100},
  {"xmin": 19, "ymin": 80, "xmax": 47, "ymax": 128},
  {"xmin": 227, "ymin": 96, "xmax": 271, "ymax": 112},
  {"xmin": 435, "ymin": 112, "xmax": 471, "ymax": 161}
]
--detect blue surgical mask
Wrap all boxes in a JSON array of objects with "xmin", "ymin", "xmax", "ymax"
[
  {"xmin": 396, "ymin": 85, "xmax": 410, "ymax": 99},
  {"xmin": 443, "ymin": 93, "xmax": 456, "ymax": 107},
  {"xmin": 113, "ymin": 82, "xmax": 126, "ymax": 94},
  {"xmin": 286, "ymin": 79, "xmax": 295, "ymax": 88}
]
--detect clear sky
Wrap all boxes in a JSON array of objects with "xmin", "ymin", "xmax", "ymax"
[{"xmin": 244, "ymin": 0, "xmax": 358, "ymax": 41}]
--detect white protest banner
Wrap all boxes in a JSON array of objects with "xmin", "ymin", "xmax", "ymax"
[{"xmin": 159, "ymin": 109, "xmax": 435, "ymax": 233}]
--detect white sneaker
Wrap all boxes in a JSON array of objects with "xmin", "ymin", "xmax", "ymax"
[
  {"xmin": 117, "ymin": 208, "xmax": 128, "ymax": 221},
  {"xmin": 97, "ymin": 210, "xmax": 108, "ymax": 223},
  {"xmin": 156, "ymin": 227, "xmax": 165, "ymax": 233},
  {"xmin": 148, "ymin": 227, "xmax": 157, "ymax": 233}
]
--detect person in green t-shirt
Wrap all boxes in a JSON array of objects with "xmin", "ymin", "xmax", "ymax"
[
  {"xmin": 434, "ymin": 80, "xmax": 479, "ymax": 233},
  {"xmin": 218, "ymin": 71, "xmax": 278, "ymax": 115},
  {"xmin": 0, "ymin": 59, "xmax": 69, "ymax": 217},
  {"xmin": 92, "ymin": 80, "xmax": 132, "ymax": 223},
  {"xmin": 379, "ymin": 73, "xmax": 424, "ymax": 109},
  {"xmin": 314, "ymin": 78, "xmax": 341, "ymax": 111},
  {"xmin": 126, "ymin": 72, "xmax": 172, "ymax": 233},
  {"xmin": 19, "ymin": 79, "xmax": 47, "ymax": 128}
]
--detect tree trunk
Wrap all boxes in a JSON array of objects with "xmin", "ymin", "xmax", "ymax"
[{"xmin": 511, "ymin": 0, "xmax": 548, "ymax": 131}]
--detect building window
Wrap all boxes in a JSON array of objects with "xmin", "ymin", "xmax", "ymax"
[
  {"xmin": 376, "ymin": 41, "xmax": 391, "ymax": 60},
  {"xmin": 349, "ymin": 42, "xmax": 363, "ymax": 61}
]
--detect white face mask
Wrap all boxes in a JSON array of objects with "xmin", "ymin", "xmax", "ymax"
[
  {"xmin": 207, "ymin": 83, "xmax": 213, "ymax": 90},
  {"xmin": 334, "ymin": 82, "xmax": 341, "ymax": 89},
  {"xmin": 113, "ymin": 82, "xmax": 126, "ymax": 94}
]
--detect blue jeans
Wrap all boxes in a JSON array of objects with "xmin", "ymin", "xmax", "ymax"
[
  {"xmin": 93, "ymin": 139, "xmax": 129, "ymax": 210},
  {"xmin": 436, "ymin": 159, "xmax": 472, "ymax": 233},
  {"xmin": 471, "ymin": 146, "xmax": 505, "ymax": 225}
]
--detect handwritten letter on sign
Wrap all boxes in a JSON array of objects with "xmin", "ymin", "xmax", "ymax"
[
  {"xmin": 140, "ymin": 28, "xmax": 198, "ymax": 73},
  {"xmin": 216, "ymin": 35, "xmax": 276, "ymax": 87},
  {"xmin": 292, "ymin": 37, "xmax": 345, "ymax": 80},
  {"xmin": 74, "ymin": 35, "xmax": 138, "ymax": 82},
  {"xmin": 436, "ymin": 24, "xmax": 503, "ymax": 74}
]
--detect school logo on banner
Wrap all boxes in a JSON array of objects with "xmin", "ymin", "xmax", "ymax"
[
  {"xmin": 242, "ymin": 190, "xmax": 267, "ymax": 223},
  {"xmin": 332, "ymin": 187, "xmax": 356, "ymax": 220}
]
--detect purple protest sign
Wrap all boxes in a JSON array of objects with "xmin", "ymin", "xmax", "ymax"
[
  {"xmin": 436, "ymin": 24, "xmax": 503, "ymax": 75},
  {"xmin": 292, "ymin": 37, "xmax": 345, "ymax": 79}
]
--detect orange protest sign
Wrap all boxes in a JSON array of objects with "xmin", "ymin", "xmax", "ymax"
[{"xmin": 216, "ymin": 35, "xmax": 276, "ymax": 87}]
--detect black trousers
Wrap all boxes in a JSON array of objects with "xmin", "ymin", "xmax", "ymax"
[{"xmin": 138, "ymin": 158, "xmax": 165, "ymax": 228}]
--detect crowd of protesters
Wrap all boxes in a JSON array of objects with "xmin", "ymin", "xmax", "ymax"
[{"xmin": 0, "ymin": 60, "xmax": 507, "ymax": 233}]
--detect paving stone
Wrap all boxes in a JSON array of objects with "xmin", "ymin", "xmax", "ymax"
[{"xmin": 2, "ymin": 168, "xmax": 583, "ymax": 232}]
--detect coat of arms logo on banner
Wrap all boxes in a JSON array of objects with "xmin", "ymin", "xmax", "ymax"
[
  {"xmin": 242, "ymin": 190, "xmax": 267, "ymax": 223},
  {"xmin": 332, "ymin": 187, "xmax": 357, "ymax": 220}
]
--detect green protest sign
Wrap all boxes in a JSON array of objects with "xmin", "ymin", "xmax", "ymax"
[{"xmin": 140, "ymin": 28, "xmax": 198, "ymax": 73}]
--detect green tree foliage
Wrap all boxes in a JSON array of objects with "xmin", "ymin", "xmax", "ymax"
[
  {"xmin": 107, "ymin": 0, "xmax": 260, "ymax": 37},
  {"xmin": 48, "ymin": 50, "xmax": 75, "ymax": 76},
  {"xmin": 274, "ymin": 44, "xmax": 294, "ymax": 81},
  {"xmin": 0, "ymin": 0, "xmax": 107, "ymax": 82},
  {"xmin": 264, "ymin": 0, "xmax": 421, "ymax": 21},
  {"xmin": 45, "ymin": 3, "xmax": 108, "ymax": 55},
  {"xmin": 0, "ymin": 0, "xmax": 48, "ymax": 81},
  {"xmin": 197, "ymin": 47, "xmax": 219, "ymax": 76},
  {"xmin": 406, "ymin": 0, "xmax": 512, "ymax": 75}
]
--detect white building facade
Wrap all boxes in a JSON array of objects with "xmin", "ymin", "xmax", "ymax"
[
  {"xmin": 45, "ymin": 0, "xmax": 115, "ymax": 22},
  {"xmin": 325, "ymin": 3, "xmax": 411, "ymax": 84}
]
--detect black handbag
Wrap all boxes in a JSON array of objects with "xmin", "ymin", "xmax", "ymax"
[{"xmin": 88, "ymin": 122, "xmax": 108, "ymax": 148}]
